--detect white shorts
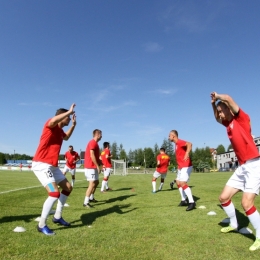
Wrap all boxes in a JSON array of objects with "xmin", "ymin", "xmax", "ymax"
[
  {"xmin": 176, "ymin": 166, "xmax": 193, "ymax": 182},
  {"xmin": 32, "ymin": 161, "xmax": 66, "ymax": 187},
  {"xmin": 63, "ymin": 165, "xmax": 76, "ymax": 176},
  {"xmin": 226, "ymin": 157, "xmax": 260, "ymax": 194},
  {"xmin": 85, "ymin": 168, "xmax": 99, "ymax": 181},
  {"xmin": 103, "ymin": 168, "xmax": 112, "ymax": 178},
  {"xmin": 153, "ymin": 171, "xmax": 167, "ymax": 179}
]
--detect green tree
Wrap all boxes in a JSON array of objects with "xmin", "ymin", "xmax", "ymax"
[
  {"xmin": 227, "ymin": 144, "xmax": 233, "ymax": 152},
  {"xmin": 0, "ymin": 153, "xmax": 7, "ymax": 164},
  {"xmin": 216, "ymin": 144, "xmax": 225, "ymax": 154},
  {"xmin": 128, "ymin": 149, "xmax": 134, "ymax": 166},
  {"xmin": 144, "ymin": 147, "xmax": 155, "ymax": 168},
  {"xmin": 111, "ymin": 142, "xmax": 119, "ymax": 159}
]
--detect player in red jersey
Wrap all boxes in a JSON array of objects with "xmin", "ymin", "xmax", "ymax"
[
  {"xmin": 63, "ymin": 145, "xmax": 80, "ymax": 187},
  {"xmin": 32, "ymin": 104, "xmax": 76, "ymax": 236},
  {"xmin": 83, "ymin": 129, "xmax": 102, "ymax": 208},
  {"xmin": 169, "ymin": 130, "xmax": 196, "ymax": 211},
  {"xmin": 152, "ymin": 148, "xmax": 170, "ymax": 193},
  {"xmin": 100, "ymin": 142, "xmax": 113, "ymax": 192},
  {"xmin": 211, "ymin": 92, "xmax": 260, "ymax": 251}
]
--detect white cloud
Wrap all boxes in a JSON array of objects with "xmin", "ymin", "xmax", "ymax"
[
  {"xmin": 143, "ymin": 42, "xmax": 163, "ymax": 52},
  {"xmin": 149, "ymin": 88, "xmax": 178, "ymax": 95}
]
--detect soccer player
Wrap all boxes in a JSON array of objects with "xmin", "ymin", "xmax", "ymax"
[
  {"xmin": 168, "ymin": 130, "xmax": 196, "ymax": 211},
  {"xmin": 32, "ymin": 103, "xmax": 76, "ymax": 235},
  {"xmin": 83, "ymin": 129, "xmax": 102, "ymax": 208},
  {"xmin": 152, "ymin": 147, "xmax": 170, "ymax": 193},
  {"xmin": 19, "ymin": 163, "xmax": 23, "ymax": 172},
  {"xmin": 62, "ymin": 145, "xmax": 80, "ymax": 187},
  {"xmin": 100, "ymin": 142, "xmax": 113, "ymax": 192},
  {"xmin": 211, "ymin": 92, "xmax": 260, "ymax": 251}
]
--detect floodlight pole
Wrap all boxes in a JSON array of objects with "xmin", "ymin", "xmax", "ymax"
[{"xmin": 14, "ymin": 150, "xmax": 15, "ymax": 163}]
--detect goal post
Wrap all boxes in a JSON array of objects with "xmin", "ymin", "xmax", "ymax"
[{"xmin": 111, "ymin": 159, "xmax": 127, "ymax": 176}]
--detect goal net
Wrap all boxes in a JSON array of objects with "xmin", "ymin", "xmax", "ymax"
[{"xmin": 111, "ymin": 159, "xmax": 127, "ymax": 176}]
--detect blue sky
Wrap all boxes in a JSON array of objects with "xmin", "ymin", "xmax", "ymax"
[{"xmin": 1, "ymin": 0, "xmax": 260, "ymax": 157}]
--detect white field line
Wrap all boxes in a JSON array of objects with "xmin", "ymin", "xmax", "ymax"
[{"xmin": 0, "ymin": 179, "xmax": 86, "ymax": 195}]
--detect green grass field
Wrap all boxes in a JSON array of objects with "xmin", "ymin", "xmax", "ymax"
[{"xmin": 0, "ymin": 170, "xmax": 259, "ymax": 260}]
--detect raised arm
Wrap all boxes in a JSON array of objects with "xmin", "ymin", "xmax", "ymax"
[
  {"xmin": 211, "ymin": 92, "xmax": 239, "ymax": 114},
  {"xmin": 64, "ymin": 113, "xmax": 76, "ymax": 140},
  {"xmin": 48, "ymin": 103, "xmax": 76, "ymax": 128}
]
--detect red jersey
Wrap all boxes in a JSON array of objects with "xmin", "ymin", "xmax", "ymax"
[
  {"xmin": 65, "ymin": 151, "xmax": 79, "ymax": 169},
  {"xmin": 156, "ymin": 153, "xmax": 170, "ymax": 173},
  {"xmin": 222, "ymin": 108, "xmax": 259, "ymax": 165},
  {"xmin": 84, "ymin": 139, "xmax": 100, "ymax": 168},
  {"xmin": 33, "ymin": 119, "xmax": 66, "ymax": 167},
  {"xmin": 100, "ymin": 148, "xmax": 112, "ymax": 168},
  {"xmin": 175, "ymin": 139, "xmax": 192, "ymax": 169}
]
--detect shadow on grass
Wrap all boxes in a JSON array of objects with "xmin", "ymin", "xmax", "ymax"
[
  {"xmin": 0, "ymin": 214, "xmax": 40, "ymax": 224},
  {"xmin": 104, "ymin": 194, "xmax": 136, "ymax": 204},
  {"xmin": 63, "ymin": 204, "xmax": 137, "ymax": 228},
  {"xmin": 112, "ymin": 187, "xmax": 133, "ymax": 192},
  {"xmin": 217, "ymin": 207, "xmax": 255, "ymax": 241}
]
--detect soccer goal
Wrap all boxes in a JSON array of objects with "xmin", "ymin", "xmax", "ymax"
[{"xmin": 111, "ymin": 159, "xmax": 127, "ymax": 176}]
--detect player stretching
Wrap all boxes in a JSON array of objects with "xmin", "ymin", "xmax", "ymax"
[
  {"xmin": 32, "ymin": 104, "xmax": 76, "ymax": 235},
  {"xmin": 63, "ymin": 145, "xmax": 80, "ymax": 187},
  {"xmin": 100, "ymin": 142, "xmax": 113, "ymax": 192},
  {"xmin": 211, "ymin": 92, "xmax": 260, "ymax": 251},
  {"xmin": 152, "ymin": 148, "xmax": 170, "ymax": 193},
  {"xmin": 83, "ymin": 129, "xmax": 102, "ymax": 208},
  {"xmin": 169, "ymin": 130, "xmax": 195, "ymax": 211}
]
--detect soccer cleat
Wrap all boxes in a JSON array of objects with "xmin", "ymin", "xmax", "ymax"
[
  {"xmin": 178, "ymin": 200, "xmax": 188, "ymax": 206},
  {"xmin": 83, "ymin": 203, "xmax": 93, "ymax": 208},
  {"xmin": 220, "ymin": 226, "xmax": 237, "ymax": 233},
  {"xmin": 37, "ymin": 225, "xmax": 55, "ymax": 236},
  {"xmin": 186, "ymin": 202, "xmax": 196, "ymax": 211},
  {"xmin": 152, "ymin": 191, "xmax": 156, "ymax": 193},
  {"xmin": 106, "ymin": 188, "xmax": 112, "ymax": 191},
  {"xmin": 89, "ymin": 198, "xmax": 98, "ymax": 203},
  {"xmin": 52, "ymin": 217, "xmax": 70, "ymax": 227},
  {"xmin": 170, "ymin": 182, "xmax": 174, "ymax": 189},
  {"xmin": 249, "ymin": 238, "xmax": 260, "ymax": 251}
]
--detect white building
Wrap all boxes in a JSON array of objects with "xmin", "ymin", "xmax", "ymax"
[{"xmin": 217, "ymin": 136, "xmax": 260, "ymax": 169}]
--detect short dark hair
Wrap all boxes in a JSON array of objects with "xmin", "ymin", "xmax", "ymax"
[
  {"xmin": 160, "ymin": 147, "xmax": 165, "ymax": 152},
  {"xmin": 103, "ymin": 142, "xmax": 110, "ymax": 148},
  {"xmin": 93, "ymin": 129, "xmax": 102, "ymax": 136},
  {"xmin": 55, "ymin": 108, "xmax": 68, "ymax": 116},
  {"xmin": 69, "ymin": 145, "xmax": 73, "ymax": 149},
  {"xmin": 170, "ymin": 130, "xmax": 178, "ymax": 137}
]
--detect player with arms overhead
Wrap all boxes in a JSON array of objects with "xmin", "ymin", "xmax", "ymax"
[
  {"xmin": 169, "ymin": 130, "xmax": 196, "ymax": 211},
  {"xmin": 32, "ymin": 104, "xmax": 76, "ymax": 235},
  {"xmin": 100, "ymin": 142, "xmax": 113, "ymax": 192},
  {"xmin": 211, "ymin": 92, "xmax": 260, "ymax": 251},
  {"xmin": 63, "ymin": 145, "xmax": 80, "ymax": 187},
  {"xmin": 151, "ymin": 147, "xmax": 170, "ymax": 193}
]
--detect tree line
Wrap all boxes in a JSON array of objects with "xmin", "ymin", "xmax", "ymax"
[{"xmin": 0, "ymin": 141, "xmax": 231, "ymax": 169}]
